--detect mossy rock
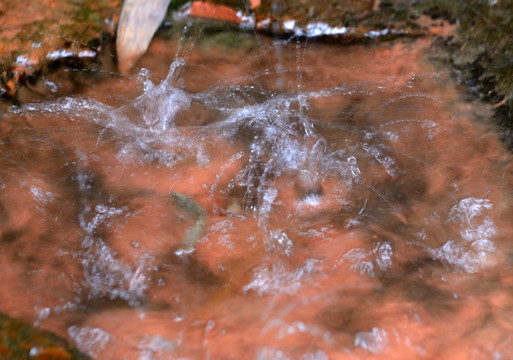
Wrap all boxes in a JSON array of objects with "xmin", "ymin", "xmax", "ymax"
[
  {"xmin": 415, "ymin": 0, "xmax": 513, "ymax": 138},
  {"xmin": 252, "ymin": 0, "xmax": 424, "ymax": 41},
  {"xmin": 0, "ymin": 312, "xmax": 89, "ymax": 360},
  {"xmin": 161, "ymin": 0, "xmax": 425, "ymax": 42},
  {"xmin": 0, "ymin": 0, "xmax": 120, "ymax": 100}
]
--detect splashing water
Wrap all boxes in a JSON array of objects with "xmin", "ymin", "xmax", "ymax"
[{"xmin": 0, "ymin": 28, "xmax": 513, "ymax": 359}]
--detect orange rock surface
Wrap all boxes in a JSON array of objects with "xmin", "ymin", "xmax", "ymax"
[{"xmin": 184, "ymin": 1, "xmax": 241, "ymax": 24}]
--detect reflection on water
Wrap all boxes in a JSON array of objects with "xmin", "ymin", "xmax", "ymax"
[{"xmin": 1, "ymin": 29, "xmax": 513, "ymax": 359}]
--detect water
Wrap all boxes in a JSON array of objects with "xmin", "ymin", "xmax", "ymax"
[{"xmin": 1, "ymin": 27, "xmax": 513, "ymax": 359}]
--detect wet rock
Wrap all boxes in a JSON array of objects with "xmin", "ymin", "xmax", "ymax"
[
  {"xmin": 167, "ymin": 0, "xmax": 426, "ymax": 41},
  {"xmin": 183, "ymin": 1, "xmax": 242, "ymax": 24},
  {"xmin": 416, "ymin": 0, "xmax": 513, "ymax": 147},
  {"xmin": 0, "ymin": 0, "xmax": 120, "ymax": 100},
  {"xmin": 157, "ymin": 0, "xmax": 427, "ymax": 61},
  {"xmin": 0, "ymin": 312, "xmax": 89, "ymax": 359},
  {"xmin": 1, "ymin": 0, "xmax": 429, "ymax": 98},
  {"xmin": 252, "ymin": 0, "xmax": 425, "ymax": 41}
]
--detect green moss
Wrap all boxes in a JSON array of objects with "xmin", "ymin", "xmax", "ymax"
[
  {"xmin": 205, "ymin": 30, "xmax": 257, "ymax": 49},
  {"xmin": 0, "ymin": 313, "xmax": 90, "ymax": 359},
  {"xmin": 157, "ymin": 15, "xmax": 253, "ymax": 49},
  {"xmin": 0, "ymin": 0, "xmax": 120, "ymax": 100},
  {"xmin": 416, "ymin": 0, "xmax": 513, "ymax": 119}
]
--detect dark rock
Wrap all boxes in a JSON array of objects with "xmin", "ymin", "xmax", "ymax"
[{"xmin": 0, "ymin": 0, "xmax": 120, "ymax": 100}]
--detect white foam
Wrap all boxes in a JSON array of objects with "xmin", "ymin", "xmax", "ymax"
[
  {"xmin": 430, "ymin": 198, "xmax": 498, "ymax": 273},
  {"xmin": 78, "ymin": 50, "xmax": 97, "ymax": 58},
  {"xmin": 375, "ymin": 242, "xmax": 393, "ymax": 270},
  {"xmin": 268, "ymin": 230, "xmax": 294, "ymax": 257},
  {"xmin": 16, "ymin": 55, "xmax": 37, "ymax": 67},
  {"xmin": 137, "ymin": 335, "xmax": 176, "ymax": 360},
  {"xmin": 429, "ymin": 239, "xmax": 496, "ymax": 273},
  {"xmin": 68, "ymin": 326, "xmax": 112, "ymax": 358},
  {"xmin": 45, "ymin": 49, "xmax": 97, "ymax": 60},
  {"xmin": 460, "ymin": 217, "xmax": 497, "ymax": 242},
  {"xmin": 341, "ymin": 241, "xmax": 393, "ymax": 276},
  {"xmin": 347, "ymin": 156, "xmax": 361, "ymax": 180},
  {"xmin": 243, "ymin": 259, "xmax": 319, "ymax": 296},
  {"xmin": 283, "ymin": 20, "xmax": 296, "ymax": 32},
  {"xmin": 81, "ymin": 243, "xmax": 154, "ymax": 305},
  {"xmin": 362, "ymin": 143, "xmax": 397, "ymax": 177},
  {"xmin": 448, "ymin": 197, "xmax": 494, "ymax": 225},
  {"xmin": 133, "ymin": 79, "xmax": 191, "ymax": 131},
  {"xmin": 78, "ymin": 205, "xmax": 155, "ymax": 305},
  {"xmin": 354, "ymin": 327, "xmax": 388, "ymax": 354},
  {"xmin": 46, "ymin": 49, "xmax": 75, "ymax": 60},
  {"xmin": 79, "ymin": 204, "xmax": 125, "ymax": 237},
  {"xmin": 257, "ymin": 188, "xmax": 278, "ymax": 229},
  {"xmin": 30, "ymin": 185, "xmax": 56, "ymax": 205},
  {"xmin": 343, "ymin": 248, "xmax": 375, "ymax": 276},
  {"xmin": 305, "ymin": 23, "xmax": 348, "ymax": 37},
  {"xmin": 279, "ymin": 20, "xmax": 351, "ymax": 38},
  {"xmin": 365, "ymin": 29, "xmax": 389, "ymax": 38}
]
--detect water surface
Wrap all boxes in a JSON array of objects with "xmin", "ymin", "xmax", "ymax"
[{"xmin": 1, "ymin": 29, "xmax": 513, "ymax": 359}]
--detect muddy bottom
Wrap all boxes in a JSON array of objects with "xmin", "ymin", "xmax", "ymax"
[{"xmin": 1, "ymin": 29, "xmax": 513, "ymax": 359}]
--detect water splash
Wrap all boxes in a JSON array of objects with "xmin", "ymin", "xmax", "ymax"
[
  {"xmin": 429, "ymin": 197, "xmax": 498, "ymax": 273},
  {"xmin": 354, "ymin": 327, "xmax": 389, "ymax": 354},
  {"xmin": 68, "ymin": 326, "xmax": 112, "ymax": 358},
  {"xmin": 2, "ymin": 31, "xmax": 512, "ymax": 359},
  {"xmin": 341, "ymin": 241, "xmax": 393, "ymax": 277},
  {"xmin": 243, "ymin": 259, "xmax": 320, "ymax": 296},
  {"xmin": 137, "ymin": 335, "xmax": 176, "ymax": 360}
]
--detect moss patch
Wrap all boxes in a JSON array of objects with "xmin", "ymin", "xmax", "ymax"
[
  {"xmin": 416, "ymin": 0, "xmax": 513, "ymax": 134},
  {"xmin": 0, "ymin": 313, "xmax": 89, "ymax": 360},
  {"xmin": 0, "ymin": 0, "xmax": 120, "ymax": 100}
]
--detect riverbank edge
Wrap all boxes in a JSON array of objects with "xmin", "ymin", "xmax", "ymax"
[{"xmin": 1, "ymin": 0, "xmax": 512, "ymax": 148}]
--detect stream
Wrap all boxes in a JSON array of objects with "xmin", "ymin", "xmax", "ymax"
[{"xmin": 1, "ymin": 26, "xmax": 513, "ymax": 359}]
